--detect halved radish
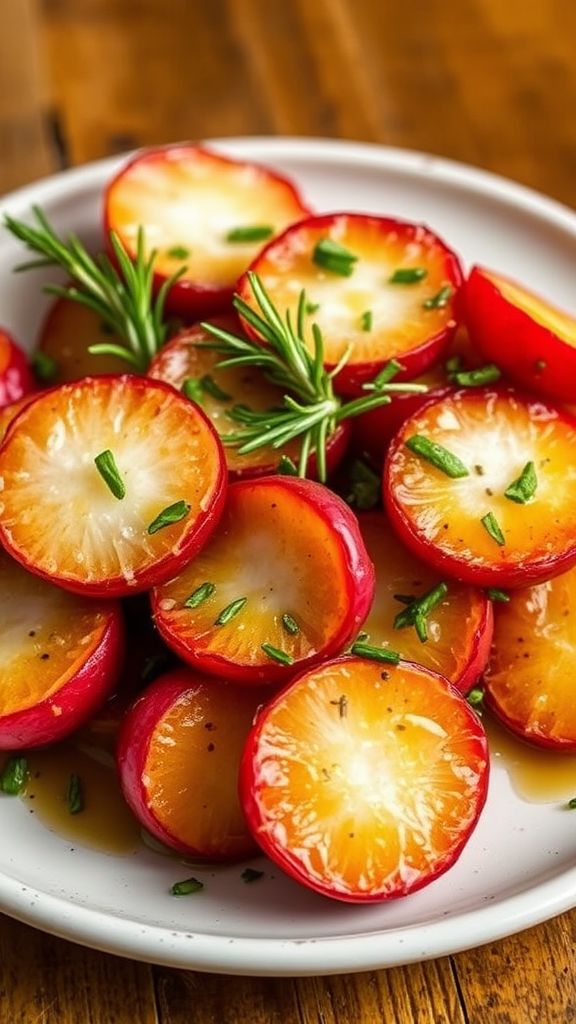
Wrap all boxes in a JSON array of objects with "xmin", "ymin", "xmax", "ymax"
[
  {"xmin": 237, "ymin": 213, "xmax": 463, "ymax": 395},
  {"xmin": 358, "ymin": 512, "xmax": 492, "ymax": 693},
  {"xmin": 240, "ymin": 656, "xmax": 488, "ymax": 902},
  {"xmin": 37, "ymin": 297, "xmax": 129, "ymax": 383},
  {"xmin": 0, "ymin": 549, "xmax": 124, "ymax": 749},
  {"xmin": 0, "ymin": 375, "xmax": 226, "ymax": 597},
  {"xmin": 0, "ymin": 327, "xmax": 34, "ymax": 407},
  {"xmin": 464, "ymin": 266, "xmax": 576, "ymax": 403},
  {"xmin": 384, "ymin": 388, "xmax": 576, "ymax": 587},
  {"xmin": 484, "ymin": 565, "xmax": 576, "ymax": 750},
  {"xmin": 117, "ymin": 669, "xmax": 267, "ymax": 860},
  {"xmin": 152, "ymin": 477, "xmax": 375, "ymax": 684},
  {"xmin": 148, "ymin": 316, "xmax": 349, "ymax": 479},
  {"xmin": 105, "ymin": 144, "xmax": 311, "ymax": 318}
]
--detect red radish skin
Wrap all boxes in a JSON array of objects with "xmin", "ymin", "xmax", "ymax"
[
  {"xmin": 148, "ymin": 317, "xmax": 350, "ymax": 480},
  {"xmin": 0, "ymin": 328, "xmax": 34, "ymax": 407},
  {"xmin": 464, "ymin": 266, "xmax": 576, "ymax": 404},
  {"xmin": 238, "ymin": 213, "xmax": 463, "ymax": 395},
  {"xmin": 117, "ymin": 670, "xmax": 266, "ymax": 860},
  {"xmin": 240, "ymin": 656, "xmax": 489, "ymax": 903},
  {"xmin": 384, "ymin": 388, "xmax": 576, "ymax": 588},
  {"xmin": 0, "ymin": 552, "xmax": 124, "ymax": 749},
  {"xmin": 105, "ymin": 144, "xmax": 312, "ymax": 319},
  {"xmin": 0, "ymin": 375, "xmax": 227, "ymax": 597},
  {"xmin": 152, "ymin": 477, "xmax": 375, "ymax": 684}
]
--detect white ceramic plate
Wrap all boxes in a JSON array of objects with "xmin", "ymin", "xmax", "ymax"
[{"xmin": 1, "ymin": 138, "xmax": 576, "ymax": 977}]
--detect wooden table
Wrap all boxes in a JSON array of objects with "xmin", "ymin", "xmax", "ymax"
[{"xmin": 1, "ymin": 2, "xmax": 575, "ymax": 1021}]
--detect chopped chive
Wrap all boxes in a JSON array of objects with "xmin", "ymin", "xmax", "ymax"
[
  {"xmin": 215, "ymin": 597, "xmax": 247, "ymax": 626},
  {"xmin": 504, "ymin": 461, "xmax": 538, "ymax": 504},
  {"xmin": 141, "ymin": 652, "xmax": 174, "ymax": 684},
  {"xmin": 567, "ymin": 797, "xmax": 576, "ymax": 810},
  {"xmin": 350, "ymin": 642, "xmax": 400, "ymax": 665},
  {"xmin": 281, "ymin": 613, "xmax": 300, "ymax": 636},
  {"xmin": 226, "ymin": 225, "xmax": 274, "ymax": 243},
  {"xmin": 305, "ymin": 301, "xmax": 320, "ymax": 314},
  {"xmin": 486, "ymin": 587, "xmax": 510, "ymax": 603},
  {"xmin": 277, "ymin": 454, "xmax": 298, "ymax": 476},
  {"xmin": 346, "ymin": 458, "xmax": 380, "ymax": 510},
  {"xmin": 261, "ymin": 643, "xmax": 294, "ymax": 666},
  {"xmin": 405, "ymin": 435, "xmax": 469, "ymax": 478},
  {"xmin": 481, "ymin": 511, "xmax": 505, "ymax": 546},
  {"xmin": 171, "ymin": 876, "xmax": 204, "ymax": 896},
  {"xmin": 0, "ymin": 756, "xmax": 28, "ymax": 795},
  {"xmin": 166, "ymin": 245, "xmax": 190, "ymax": 260},
  {"xmin": 393, "ymin": 582, "xmax": 448, "ymax": 643},
  {"xmin": 449, "ymin": 364, "xmax": 501, "ymax": 387},
  {"xmin": 200, "ymin": 374, "xmax": 231, "ymax": 401},
  {"xmin": 360, "ymin": 310, "xmax": 373, "ymax": 332},
  {"xmin": 389, "ymin": 267, "xmax": 427, "ymax": 284},
  {"xmin": 184, "ymin": 582, "xmax": 215, "ymax": 609},
  {"xmin": 330, "ymin": 694, "xmax": 348, "ymax": 718},
  {"xmin": 467, "ymin": 687, "xmax": 485, "ymax": 708},
  {"xmin": 423, "ymin": 285, "xmax": 453, "ymax": 309},
  {"xmin": 182, "ymin": 377, "xmax": 204, "ymax": 404},
  {"xmin": 312, "ymin": 238, "xmax": 358, "ymax": 277},
  {"xmin": 147, "ymin": 500, "xmax": 191, "ymax": 535},
  {"xmin": 366, "ymin": 359, "xmax": 404, "ymax": 390},
  {"xmin": 67, "ymin": 773, "xmax": 84, "ymax": 815},
  {"xmin": 241, "ymin": 867, "xmax": 265, "ymax": 883},
  {"xmin": 445, "ymin": 355, "xmax": 462, "ymax": 374},
  {"xmin": 31, "ymin": 351, "xmax": 58, "ymax": 383},
  {"xmin": 94, "ymin": 449, "xmax": 126, "ymax": 500}
]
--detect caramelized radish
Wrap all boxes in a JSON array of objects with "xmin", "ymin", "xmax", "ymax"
[
  {"xmin": 240, "ymin": 656, "xmax": 489, "ymax": 902},
  {"xmin": 0, "ymin": 375, "xmax": 226, "ymax": 596},
  {"xmin": 0, "ymin": 550, "xmax": 123, "ymax": 749},
  {"xmin": 0, "ymin": 327, "xmax": 34, "ymax": 407},
  {"xmin": 117, "ymin": 669, "xmax": 267, "ymax": 859},
  {"xmin": 105, "ymin": 144, "xmax": 311, "ymax": 318},
  {"xmin": 37, "ymin": 297, "xmax": 129, "ymax": 382},
  {"xmin": 359, "ymin": 513, "xmax": 492, "ymax": 693},
  {"xmin": 484, "ymin": 565, "xmax": 576, "ymax": 750},
  {"xmin": 238, "ymin": 213, "xmax": 463, "ymax": 394},
  {"xmin": 384, "ymin": 389, "xmax": 576, "ymax": 587},
  {"xmin": 152, "ymin": 477, "xmax": 374, "ymax": 684}
]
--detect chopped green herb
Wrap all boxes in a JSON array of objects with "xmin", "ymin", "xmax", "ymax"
[
  {"xmin": 481, "ymin": 511, "xmax": 506, "ymax": 546},
  {"xmin": 312, "ymin": 238, "xmax": 358, "ymax": 277},
  {"xmin": 277, "ymin": 454, "xmax": 298, "ymax": 476},
  {"xmin": 31, "ymin": 351, "xmax": 58, "ymax": 383},
  {"xmin": 305, "ymin": 301, "xmax": 320, "ymax": 314},
  {"xmin": 67, "ymin": 773, "xmax": 84, "ymax": 815},
  {"xmin": 486, "ymin": 587, "xmax": 510, "ymax": 603},
  {"xmin": 184, "ymin": 582, "xmax": 215, "ymax": 609},
  {"xmin": 147, "ymin": 500, "xmax": 191, "ymax": 535},
  {"xmin": 261, "ymin": 643, "xmax": 294, "ymax": 666},
  {"xmin": 171, "ymin": 876, "xmax": 204, "ymax": 896},
  {"xmin": 360, "ymin": 310, "xmax": 373, "ymax": 331},
  {"xmin": 365, "ymin": 359, "xmax": 405, "ymax": 390},
  {"xmin": 405, "ymin": 435, "xmax": 469, "ymax": 478},
  {"xmin": 467, "ymin": 687, "xmax": 485, "ymax": 708},
  {"xmin": 445, "ymin": 355, "xmax": 462, "ymax": 374},
  {"xmin": 449, "ymin": 364, "xmax": 501, "ymax": 387},
  {"xmin": 423, "ymin": 285, "xmax": 453, "ymax": 310},
  {"xmin": 389, "ymin": 267, "xmax": 428, "ymax": 284},
  {"xmin": 94, "ymin": 449, "xmax": 126, "ymax": 500},
  {"xmin": 346, "ymin": 459, "xmax": 380, "ymax": 510},
  {"xmin": 281, "ymin": 613, "xmax": 300, "ymax": 636},
  {"xmin": 393, "ymin": 582, "xmax": 448, "ymax": 643},
  {"xmin": 182, "ymin": 377, "xmax": 204, "ymax": 404},
  {"xmin": 166, "ymin": 245, "xmax": 190, "ymax": 260},
  {"xmin": 567, "ymin": 797, "xmax": 576, "ymax": 810},
  {"xmin": 226, "ymin": 225, "xmax": 274, "ymax": 244},
  {"xmin": 215, "ymin": 597, "xmax": 247, "ymax": 626},
  {"xmin": 504, "ymin": 461, "xmax": 538, "ymax": 504},
  {"xmin": 350, "ymin": 642, "xmax": 400, "ymax": 665},
  {"xmin": 241, "ymin": 867, "xmax": 264, "ymax": 883},
  {"xmin": 0, "ymin": 756, "xmax": 28, "ymax": 795},
  {"xmin": 200, "ymin": 375, "xmax": 231, "ymax": 402}
]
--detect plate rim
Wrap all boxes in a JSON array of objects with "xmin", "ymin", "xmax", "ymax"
[{"xmin": 1, "ymin": 135, "xmax": 576, "ymax": 976}]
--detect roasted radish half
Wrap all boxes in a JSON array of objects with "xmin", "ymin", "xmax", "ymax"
[
  {"xmin": 148, "ymin": 316, "xmax": 349, "ymax": 479},
  {"xmin": 0, "ymin": 375, "xmax": 226, "ymax": 597},
  {"xmin": 464, "ymin": 266, "xmax": 576, "ymax": 403},
  {"xmin": 105, "ymin": 144, "xmax": 311, "ymax": 318},
  {"xmin": 384, "ymin": 388, "xmax": 576, "ymax": 588},
  {"xmin": 37, "ymin": 297, "xmax": 129, "ymax": 383},
  {"xmin": 0, "ymin": 550, "xmax": 123, "ymax": 749},
  {"xmin": 117, "ymin": 669, "xmax": 267, "ymax": 860},
  {"xmin": 238, "ymin": 213, "xmax": 463, "ymax": 394},
  {"xmin": 484, "ymin": 565, "xmax": 576, "ymax": 750},
  {"xmin": 240, "ymin": 656, "xmax": 489, "ymax": 902},
  {"xmin": 0, "ymin": 327, "xmax": 34, "ymax": 407},
  {"xmin": 152, "ymin": 477, "xmax": 375, "ymax": 684},
  {"xmin": 358, "ymin": 513, "xmax": 492, "ymax": 693}
]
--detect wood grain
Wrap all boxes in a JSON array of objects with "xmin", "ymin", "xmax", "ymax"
[{"xmin": 1, "ymin": 1, "xmax": 576, "ymax": 1022}]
